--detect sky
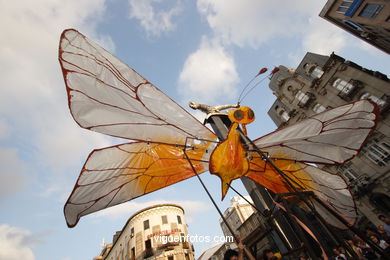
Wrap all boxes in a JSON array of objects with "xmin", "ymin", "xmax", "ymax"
[{"xmin": 0, "ymin": 0, "xmax": 389, "ymax": 259}]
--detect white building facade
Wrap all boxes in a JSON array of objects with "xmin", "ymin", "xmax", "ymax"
[
  {"xmin": 98, "ymin": 204, "xmax": 194, "ymax": 260},
  {"xmin": 220, "ymin": 196, "xmax": 254, "ymax": 237}
]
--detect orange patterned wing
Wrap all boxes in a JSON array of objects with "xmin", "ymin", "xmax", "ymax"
[
  {"xmin": 246, "ymin": 158, "xmax": 356, "ymax": 228},
  {"xmin": 64, "ymin": 141, "xmax": 211, "ymax": 227}
]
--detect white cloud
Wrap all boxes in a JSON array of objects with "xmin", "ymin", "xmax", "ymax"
[
  {"xmin": 0, "ymin": 0, "xmax": 113, "ymax": 193},
  {"xmin": 197, "ymin": 0, "xmax": 322, "ymax": 48},
  {"xmin": 128, "ymin": 0, "xmax": 182, "ymax": 36},
  {"xmin": 93, "ymin": 199, "xmax": 212, "ymax": 223},
  {"xmin": 301, "ymin": 18, "xmax": 347, "ymax": 55},
  {"xmin": 0, "ymin": 224, "xmax": 36, "ymax": 260},
  {"xmin": 358, "ymin": 41, "xmax": 386, "ymax": 57},
  {"xmin": 178, "ymin": 37, "xmax": 239, "ymax": 104},
  {"xmin": 0, "ymin": 119, "xmax": 10, "ymax": 140},
  {"xmin": 0, "ymin": 148, "xmax": 28, "ymax": 199}
]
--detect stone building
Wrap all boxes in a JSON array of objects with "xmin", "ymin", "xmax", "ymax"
[
  {"xmin": 267, "ymin": 52, "xmax": 390, "ymax": 226},
  {"xmin": 319, "ymin": 0, "xmax": 390, "ymax": 54},
  {"xmin": 94, "ymin": 204, "xmax": 194, "ymax": 260},
  {"xmin": 219, "ymin": 196, "xmax": 255, "ymax": 237},
  {"xmin": 237, "ymin": 212, "xmax": 273, "ymax": 259}
]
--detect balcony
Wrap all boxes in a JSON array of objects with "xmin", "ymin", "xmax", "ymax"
[
  {"xmin": 333, "ymin": 79, "xmax": 362, "ymax": 101},
  {"xmin": 295, "ymin": 91, "xmax": 315, "ymax": 108}
]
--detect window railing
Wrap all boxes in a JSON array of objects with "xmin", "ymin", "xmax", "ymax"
[{"xmin": 334, "ymin": 79, "xmax": 361, "ymax": 101}]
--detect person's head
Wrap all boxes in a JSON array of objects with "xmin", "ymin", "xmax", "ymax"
[
  {"xmin": 224, "ymin": 249, "xmax": 238, "ymax": 260},
  {"xmin": 378, "ymin": 215, "xmax": 390, "ymax": 224},
  {"xmin": 262, "ymin": 249, "xmax": 275, "ymax": 260},
  {"xmin": 352, "ymin": 238, "xmax": 360, "ymax": 246},
  {"xmin": 378, "ymin": 224, "xmax": 385, "ymax": 232},
  {"xmin": 188, "ymin": 101, "xmax": 199, "ymax": 110},
  {"xmin": 353, "ymin": 234, "xmax": 363, "ymax": 243},
  {"xmin": 338, "ymin": 246, "xmax": 345, "ymax": 253},
  {"xmin": 370, "ymin": 235, "xmax": 379, "ymax": 244},
  {"xmin": 333, "ymin": 248, "xmax": 340, "ymax": 255},
  {"xmin": 298, "ymin": 252, "xmax": 307, "ymax": 260}
]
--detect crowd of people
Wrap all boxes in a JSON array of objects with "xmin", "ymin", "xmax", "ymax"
[
  {"xmin": 332, "ymin": 215, "xmax": 389, "ymax": 260},
  {"xmin": 223, "ymin": 215, "xmax": 390, "ymax": 260}
]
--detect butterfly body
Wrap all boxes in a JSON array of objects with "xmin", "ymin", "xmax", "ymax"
[{"xmin": 209, "ymin": 122, "xmax": 249, "ymax": 199}]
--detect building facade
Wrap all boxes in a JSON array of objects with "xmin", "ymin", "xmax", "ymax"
[
  {"xmin": 94, "ymin": 204, "xmax": 195, "ymax": 260},
  {"xmin": 237, "ymin": 212, "xmax": 273, "ymax": 259},
  {"xmin": 267, "ymin": 52, "xmax": 390, "ymax": 225},
  {"xmin": 319, "ymin": 0, "xmax": 390, "ymax": 54},
  {"xmin": 219, "ymin": 196, "xmax": 255, "ymax": 237}
]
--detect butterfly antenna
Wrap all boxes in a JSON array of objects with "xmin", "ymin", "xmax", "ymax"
[
  {"xmin": 239, "ymin": 66, "xmax": 280, "ymax": 103},
  {"xmin": 237, "ymin": 67, "xmax": 268, "ymax": 103},
  {"xmin": 239, "ymin": 76, "xmax": 268, "ymax": 103},
  {"xmin": 237, "ymin": 76, "xmax": 257, "ymax": 103}
]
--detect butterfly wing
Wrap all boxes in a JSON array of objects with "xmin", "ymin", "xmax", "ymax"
[
  {"xmin": 59, "ymin": 29, "xmax": 216, "ymax": 145},
  {"xmin": 59, "ymin": 29, "xmax": 219, "ymax": 227},
  {"xmin": 254, "ymin": 100, "xmax": 378, "ymax": 165},
  {"xmin": 246, "ymin": 158, "xmax": 356, "ymax": 228},
  {"xmin": 64, "ymin": 141, "xmax": 211, "ymax": 227}
]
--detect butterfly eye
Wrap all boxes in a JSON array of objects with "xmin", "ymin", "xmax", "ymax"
[
  {"xmin": 247, "ymin": 109, "xmax": 255, "ymax": 120},
  {"xmin": 234, "ymin": 110, "xmax": 244, "ymax": 120}
]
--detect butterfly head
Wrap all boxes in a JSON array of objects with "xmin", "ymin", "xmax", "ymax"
[{"xmin": 228, "ymin": 106, "xmax": 255, "ymax": 125}]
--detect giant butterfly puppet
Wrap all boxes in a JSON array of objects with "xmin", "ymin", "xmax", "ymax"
[{"xmin": 59, "ymin": 29, "xmax": 378, "ymax": 228}]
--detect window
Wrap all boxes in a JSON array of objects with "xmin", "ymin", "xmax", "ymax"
[
  {"xmin": 311, "ymin": 67, "xmax": 324, "ymax": 79},
  {"xmin": 338, "ymin": 163, "xmax": 358, "ymax": 181},
  {"xmin": 162, "ymin": 215, "xmax": 168, "ymax": 224},
  {"xmin": 336, "ymin": 0, "xmax": 353, "ymax": 14},
  {"xmin": 279, "ymin": 110, "xmax": 290, "ymax": 122},
  {"xmin": 143, "ymin": 220, "xmax": 149, "ymax": 230},
  {"xmin": 131, "ymin": 248, "xmax": 135, "ymax": 260},
  {"xmin": 359, "ymin": 4, "xmax": 383, "ymax": 18},
  {"xmin": 313, "ymin": 103, "xmax": 326, "ymax": 113},
  {"xmin": 303, "ymin": 63, "xmax": 323, "ymax": 78},
  {"xmin": 295, "ymin": 90, "xmax": 310, "ymax": 106},
  {"xmin": 332, "ymin": 78, "xmax": 354, "ymax": 94},
  {"xmin": 168, "ymin": 256, "xmax": 174, "ymax": 260},
  {"xmin": 360, "ymin": 93, "xmax": 387, "ymax": 108},
  {"xmin": 145, "ymin": 239, "xmax": 152, "ymax": 249},
  {"xmin": 177, "ymin": 215, "xmax": 182, "ymax": 224},
  {"xmin": 363, "ymin": 137, "xmax": 390, "ymax": 167},
  {"xmin": 130, "ymin": 227, "xmax": 134, "ymax": 238},
  {"xmin": 144, "ymin": 239, "xmax": 154, "ymax": 258},
  {"xmin": 343, "ymin": 20, "xmax": 363, "ymax": 31}
]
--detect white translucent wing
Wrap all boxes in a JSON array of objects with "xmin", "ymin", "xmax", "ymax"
[
  {"xmin": 290, "ymin": 163, "xmax": 357, "ymax": 228},
  {"xmin": 254, "ymin": 100, "xmax": 378, "ymax": 164},
  {"xmin": 59, "ymin": 29, "xmax": 216, "ymax": 145}
]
